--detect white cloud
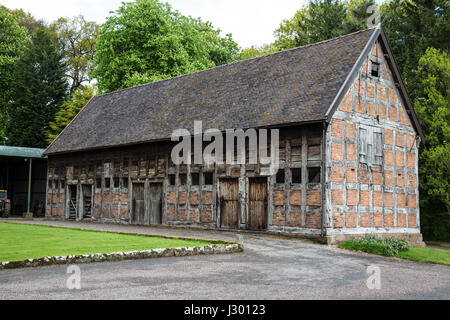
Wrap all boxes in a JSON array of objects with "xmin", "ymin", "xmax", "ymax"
[{"xmin": 0, "ymin": 0, "xmax": 306, "ymax": 47}]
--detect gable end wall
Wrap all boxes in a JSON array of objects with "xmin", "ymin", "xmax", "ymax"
[{"xmin": 324, "ymin": 40, "xmax": 422, "ymax": 244}]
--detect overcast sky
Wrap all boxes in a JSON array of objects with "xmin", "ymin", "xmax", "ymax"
[{"xmin": 0, "ymin": 0, "xmax": 307, "ymax": 48}]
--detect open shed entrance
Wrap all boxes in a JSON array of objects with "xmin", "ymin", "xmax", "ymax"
[
  {"xmin": 248, "ymin": 177, "xmax": 268, "ymax": 230},
  {"xmin": 219, "ymin": 178, "xmax": 239, "ymax": 229},
  {"xmin": 81, "ymin": 185, "xmax": 92, "ymax": 219},
  {"xmin": 68, "ymin": 185, "xmax": 77, "ymax": 220}
]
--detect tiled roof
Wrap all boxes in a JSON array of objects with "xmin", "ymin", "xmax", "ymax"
[{"xmin": 45, "ymin": 28, "xmax": 375, "ymax": 155}]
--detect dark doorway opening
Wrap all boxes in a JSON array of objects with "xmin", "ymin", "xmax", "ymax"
[
  {"xmin": 68, "ymin": 185, "xmax": 77, "ymax": 220},
  {"xmin": 82, "ymin": 185, "xmax": 92, "ymax": 219}
]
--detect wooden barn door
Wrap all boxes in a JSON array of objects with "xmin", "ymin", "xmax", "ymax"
[
  {"xmin": 219, "ymin": 178, "xmax": 239, "ymax": 229},
  {"xmin": 248, "ymin": 178, "xmax": 268, "ymax": 230},
  {"xmin": 149, "ymin": 183, "xmax": 162, "ymax": 225},
  {"xmin": 132, "ymin": 183, "xmax": 145, "ymax": 224}
]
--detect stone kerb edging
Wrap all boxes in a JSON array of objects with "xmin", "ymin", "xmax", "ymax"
[{"xmin": 0, "ymin": 243, "xmax": 243, "ymax": 270}]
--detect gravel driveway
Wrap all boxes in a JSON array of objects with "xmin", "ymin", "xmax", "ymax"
[{"xmin": 0, "ymin": 219, "xmax": 449, "ymax": 300}]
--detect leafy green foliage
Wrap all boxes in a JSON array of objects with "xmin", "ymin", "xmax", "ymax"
[
  {"xmin": 240, "ymin": 44, "xmax": 277, "ymax": 60},
  {"xmin": 338, "ymin": 236, "xmax": 410, "ymax": 256},
  {"xmin": 381, "ymin": 0, "xmax": 450, "ymax": 88},
  {"xmin": 92, "ymin": 0, "xmax": 240, "ymax": 93},
  {"xmin": 47, "ymin": 85, "xmax": 95, "ymax": 144},
  {"xmin": 0, "ymin": 8, "xmax": 28, "ymax": 143},
  {"xmin": 411, "ymin": 48, "xmax": 450, "ymax": 241},
  {"xmin": 381, "ymin": 1, "xmax": 449, "ymax": 241},
  {"xmin": 413, "ymin": 48, "xmax": 449, "ymax": 146},
  {"xmin": 274, "ymin": 0, "xmax": 375, "ymax": 50},
  {"xmin": 5, "ymin": 28, "xmax": 68, "ymax": 148},
  {"xmin": 0, "ymin": 5, "xmax": 46, "ymax": 37}
]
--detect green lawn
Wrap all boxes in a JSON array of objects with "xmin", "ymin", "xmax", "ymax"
[
  {"xmin": 398, "ymin": 246, "xmax": 450, "ymax": 266},
  {"xmin": 0, "ymin": 222, "xmax": 213, "ymax": 262},
  {"xmin": 425, "ymin": 241, "xmax": 450, "ymax": 248},
  {"xmin": 338, "ymin": 236, "xmax": 450, "ymax": 266}
]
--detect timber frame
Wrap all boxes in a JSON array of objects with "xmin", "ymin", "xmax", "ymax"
[{"xmin": 44, "ymin": 26, "xmax": 425, "ymax": 245}]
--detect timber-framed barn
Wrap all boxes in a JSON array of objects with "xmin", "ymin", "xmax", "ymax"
[{"xmin": 44, "ymin": 25, "xmax": 425, "ymax": 245}]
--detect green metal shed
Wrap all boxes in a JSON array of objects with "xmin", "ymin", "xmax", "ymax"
[{"xmin": 0, "ymin": 146, "xmax": 47, "ymax": 216}]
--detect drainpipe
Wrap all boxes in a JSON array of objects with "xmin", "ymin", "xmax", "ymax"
[{"xmin": 27, "ymin": 158, "xmax": 32, "ymax": 213}]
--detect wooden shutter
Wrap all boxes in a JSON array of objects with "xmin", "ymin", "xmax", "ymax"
[
  {"xmin": 359, "ymin": 124, "xmax": 383, "ymax": 166},
  {"xmin": 359, "ymin": 127, "xmax": 368, "ymax": 163},
  {"xmin": 373, "ymin": 129, "xmax": 383, "ymax": 165}
]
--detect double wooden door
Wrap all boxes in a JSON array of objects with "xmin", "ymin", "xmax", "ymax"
[
  {"xmin": 219, "ymin": 177, "xmax": 268, "ymax": 230},
  {"xmin": 132, "ymin": 183, "xmax": 162, "ymax": 225}
]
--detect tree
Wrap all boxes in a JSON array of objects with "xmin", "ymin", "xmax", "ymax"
[
  {"xmin": 0, "ymin": 5, "xmax": 46, "ymax": 37},
  {"xmin": 92, "ymin": 0, "xmax": 240, "ymax": 93},
  {"xmin": 379, "ymin": 1, "xmax": 449, "ymax": 240},
  {"xmin": 296, "ymin": 0, "xmax": 348, "ymax": 46},
  {"xmin": 47, "ymin": 85, "xmax": 95, "ymax": 143},
  {"xmin": 381, "ymin": 0, "xmax": 450, "ymax": 90},
  {"xmin": 274, "ymin": 0, "xmax": 375, "ymax": 50},
  {"xmin": 273, "ymin": 9, "xmax": 306, "ymax": 50},
  {"xmin": 0, "ymin": 8, "xmax": 28, "ymax": 143},
  {"xmin": 240, "ymin": 44, "xmax": 277, "ymax": 60},
  {"xmin": 5, "ymin": 28, "xmax": 68, "ymax": 148},
  {"xmin": 50, "ymin": 15, "xmax": 100, "ymax": 94},
  {"xmin": 346, "ymin": 0, "xmax": 378, "ymax": 30},
  {"xmin": 412, "ymin": 48, "xmax": 450, "ymax": 240}
]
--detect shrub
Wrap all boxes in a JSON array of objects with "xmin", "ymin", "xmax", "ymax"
[{"xmin": 338, "ymin": 236, "xmax": 410, "ymax": 257}]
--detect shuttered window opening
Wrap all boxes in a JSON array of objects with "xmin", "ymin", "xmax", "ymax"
[
  {"xmin": 359, "ymin": 124, "xmax": 383, "ymax": 166},
  {"xmin": 373, "ymin": 132, "xmax": 383, "ymax": 165}
]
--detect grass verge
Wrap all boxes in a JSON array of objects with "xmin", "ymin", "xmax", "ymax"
[
  {"xmin": 398, "ymin": 246, "xmax": 450, "ymax": 265},
  {"xmin": 0, "ymin": 222, "xmax": 213, "ymax": 262},
  {"xmin": 425, "ymin": 241, "xmax": 450, "ymax": 248},
  {"xmin": 338, "ymin": 236, "xmax": 450, "ymax": 266}
]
